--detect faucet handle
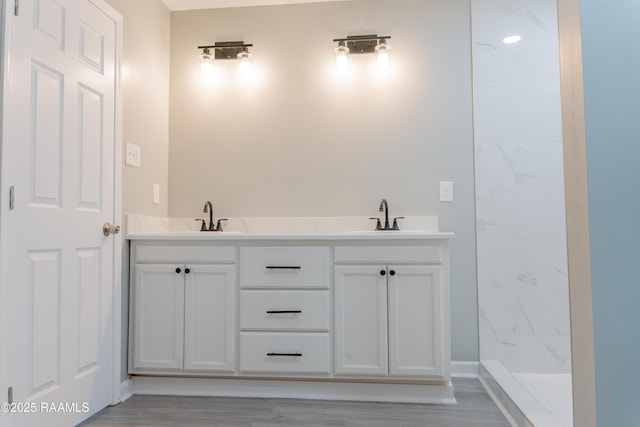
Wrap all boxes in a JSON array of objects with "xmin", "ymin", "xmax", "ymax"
[
  {"xmin": 194, "ymin": 219, "xmax": 207, "ymax": 232},
  {"xmin": 215, "ymin": 219, "xmax": 228, "ymax": 232},
  {"xmin": 369, "ymin": 217, "xmax": 383, "ymax": 231},
  {"xmin": 392, "ymin": 217, "xmax": 405, "ymax": 231}
]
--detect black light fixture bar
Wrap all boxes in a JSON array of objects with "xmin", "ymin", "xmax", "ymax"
[
  {"xmin": 198, "ymin": 41, "xmax": 254, "ymax": 60},
  {"xmin": 332, "ymin": 34, "xmax": 391, "ymax": 54}
]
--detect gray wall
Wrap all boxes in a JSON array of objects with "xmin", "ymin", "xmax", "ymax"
[
  {"xmin": 107, "ymin": 0, "xmax": 171, "ymax": 218},
  {"xmin": 580, "ymin": 0, "xmax": 640, "ymax": 424},
  {"xmin": 168, "ymin": 0, "xmax": 478, "ymax": 361},
  {"xmin": 105, "ymin": 0, "xmax": 171, "ymax": 381}
]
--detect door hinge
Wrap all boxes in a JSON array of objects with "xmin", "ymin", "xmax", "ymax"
[
  {"xmin": 8, "ymin": 387, "xmax": 13, "ymax": 404},
  {"xmin": 9, "ymin": 186, "xmax": 15, "ymax": 210},
  {"xmin": 14, "ymin": 0, "xmax": 20, "ymax": 16}
]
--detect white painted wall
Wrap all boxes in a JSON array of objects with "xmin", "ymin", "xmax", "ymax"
[
  {"xmin": 106, "ymin": 0, "xmax": 171, "ymax": 217},
  {"xmin": 168, "ymin": 0, "xmax": 478, "ymax": 361}
]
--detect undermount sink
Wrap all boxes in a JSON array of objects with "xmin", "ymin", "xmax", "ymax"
[
  {"xmin": 167, "ymin": 230, "xmax": 242, "ymax": 235},
  {"xmin": 347, "ymin": 230, "xmax": 426, "ymax": 234}
]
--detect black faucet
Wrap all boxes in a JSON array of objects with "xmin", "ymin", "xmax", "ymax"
[
  {"xmin": 379, "ymin": 198, "xmax": 390, "ymax": 230},
  {"xmin": 199, "ymin": 201, "xmax": 228, "ymax": 232},
  {"xmin": 203, "ymin": 201, "xmax": 214, "ymax": 231},
  {"xmin": 370, "ymin": 199, "xmax": 404, "ymax": 231}
]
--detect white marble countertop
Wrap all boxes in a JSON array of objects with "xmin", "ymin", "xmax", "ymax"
[
  {"xmin": 126, "ymin": 230, "xmax": 455, "ymax": 241},
  {"xmin": 125, "ymin": 214, "xmax": 455, "ymax": 241}
]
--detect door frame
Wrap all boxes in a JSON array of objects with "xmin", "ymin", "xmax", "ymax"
[
  {"xmin": 557, "ymin": 0, "xmax": 597, "ymax": 426},
  {"xmin": 0, "ymin": 0, "xmax": 124, "ymax": 407}
]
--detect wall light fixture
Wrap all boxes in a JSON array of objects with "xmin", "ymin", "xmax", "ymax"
[
  {"xmin": 333, "ymin": 34, "xmax": 391, "ymax": 70},
  {"xmin": 200, "ymin": 47, "xmax": 213, "ymax": 74},
  {"xmin": 334, "ymin": 40, "xmax": 350, "ymax": 71},
  {"xmin": 198, "ymin": 41, "xmax": 253, "ymax": 74}
]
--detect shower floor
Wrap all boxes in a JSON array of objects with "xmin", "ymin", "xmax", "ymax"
[
  {"xmin": 480, "ymin": 361, "xmax": 573, "ymax": 427},
  {"xmin": 513, "ymin": 373, "xmax": 573, "ymax": 427}
]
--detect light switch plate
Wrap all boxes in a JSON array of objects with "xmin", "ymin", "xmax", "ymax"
[
  {"xmin": 126, "ymin": 143, "xmax": 141, "ymax": 168},
  {"xmin": 440, "ymin": 181, "xmax": 453, "ymax": 202},
  {"xmin": 153, "ymin": 184, "xmax": 160, "ymax": 205}
]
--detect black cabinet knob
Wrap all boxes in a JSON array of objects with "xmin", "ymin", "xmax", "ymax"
[
  {"xmin": 389, "ymin": 270, "xmax": 396, "ymax": 276},
  {"xmin": 175, "ymin": 267, "xmax": 182, "ymax": 274},
  {"xmin": 185, "ymin": 268, "xmax": 191, "ymax": 274},
  {"xmin": 380, "ymin": 270, "xmax": 386, "ymax": 276}
]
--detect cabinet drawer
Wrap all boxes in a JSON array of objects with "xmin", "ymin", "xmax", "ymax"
[
  {"xmin": 135, "ymin": 245, "xmax": 236, "ymax": 263},
  {"xmin": 240, "ymin": 290, "xmax": 329, "ymax": 331},
  {"xmin": 239, "ymin": 333, "xmax": 330, "ymax": 374},
  {"xmin": 240, "ymin": 247, "xmax": 330, "ymax": 288}
]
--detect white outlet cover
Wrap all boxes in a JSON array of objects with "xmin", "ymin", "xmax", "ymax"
[
  {"xmin": 440, "ymin": 181, "xmax": 454, "ymax": 202},
  {"xmin": 126, "ymin": 143, "xmax": 141, "ymax": 168}
]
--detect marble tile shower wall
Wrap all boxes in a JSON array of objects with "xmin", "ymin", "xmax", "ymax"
[{"xmin": 472, "ymin": 0, "xmax": 571, "ymax": 374}]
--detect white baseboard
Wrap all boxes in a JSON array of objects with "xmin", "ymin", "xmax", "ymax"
[
  {"xmin": 131, "ymin": 377, "xmax": 457, "ymax": 404},
  {"xmin": 451, "ymin": 361, "xmax": 479, "ymax": 378},
  {"xmin": 119, "ymin": 378, "xmax": 133, "ymax": 402},
  {"xmin": 120, "ymin": 364, "xmax": 476, "ymax": 404}
]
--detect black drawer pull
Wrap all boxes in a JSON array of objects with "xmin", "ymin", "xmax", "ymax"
[
  {"xmin": 267, "ymin": 353, "xmax": 302, "ymax": 357},
  {"xmin": 175, "ymin": 267, "xmax": 182, "ymax": 274},
  {"xmin": 266, "ymin": 310, "xmax": 303, "ymax": 314},
  {"xmin": 266, "ymin": 266, "xmax": 302, "ymax": 270}
]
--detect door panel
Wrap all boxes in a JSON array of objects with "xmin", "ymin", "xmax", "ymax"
[
  {"xmin": 79, "ymin": 23, "xmax": 105, "ymax": 72},
  {"xmin": 77, "ymin": 84, "xmax": 104, "ymax": 210},
  {"xmin": 30, "ymin": 61, "xmax": 64, "ymax": 207},
  {"xmin": 77, "ymin": 248, "xmax": 101, "ymax": 374},
  {"xmin": 34, "ymin": 0, "xmax": 66, "ymax": 49},
  {"xmin": 28, "ymin": 250, "xmax": 62, "ymax": 396}
]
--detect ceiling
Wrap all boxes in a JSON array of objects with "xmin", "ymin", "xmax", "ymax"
[{"xmin": 159, "ymin": 0, "xmax": 350, "ymax": 11}]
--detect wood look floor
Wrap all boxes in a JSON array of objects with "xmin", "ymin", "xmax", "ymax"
[{"xmin": 79, "ymin": 379, "xmax": 510, "ymax": 427}]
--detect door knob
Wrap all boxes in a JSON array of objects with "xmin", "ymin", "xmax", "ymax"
[{"xmin": 103, "ymin": 222, "xmax": 121, "ymax": 236}]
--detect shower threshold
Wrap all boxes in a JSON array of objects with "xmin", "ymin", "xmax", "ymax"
[{"xmin": 479, "ymin": 360, "xmax": 573, "ymax": 427}]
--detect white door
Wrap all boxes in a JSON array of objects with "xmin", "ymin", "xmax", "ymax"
[
  {"xmin": 388, "ymin": 265, "xmax": 444, "ymax": 377},
  {"xmin": 1, "ymin": 0, "xmax": 120, "ymax": 425},
  {"xmin": 334, "ymin": 265, "xmax": 388, "ymax": 376},
  {"xmin": 132, "ymin": 264, "xmax": 185, "ymax": 372},
  {"xmin": 184, "ymin": 264, "xmax": 236, "ymax": 373}
]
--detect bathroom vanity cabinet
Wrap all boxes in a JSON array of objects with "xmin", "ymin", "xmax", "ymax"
[
  {"xmin": 127, "ymin": 232, "xmax": 453, "ymax": 403},
  {"xmin": 334, "ymin": 247, "xmax": 446, "ymax": 378},
  {"xmin": 131, "ymin": 245, "xmax": 236, "ymax": 373}
]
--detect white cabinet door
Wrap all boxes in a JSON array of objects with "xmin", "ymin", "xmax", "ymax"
[
  {"xmin": 184, "ymin": 265, "xmax": 236, "ymax": 373},
  {"xmin": 334, "ymin": 265, "xmax": 388, "ymax": 376},
  {"xmin": 132, "ymin": 264, "xmax": 185, "ymax": 370},
  {"xmin": 388, "ymin": 265, "xmax": 444, "ymax": 377}
]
